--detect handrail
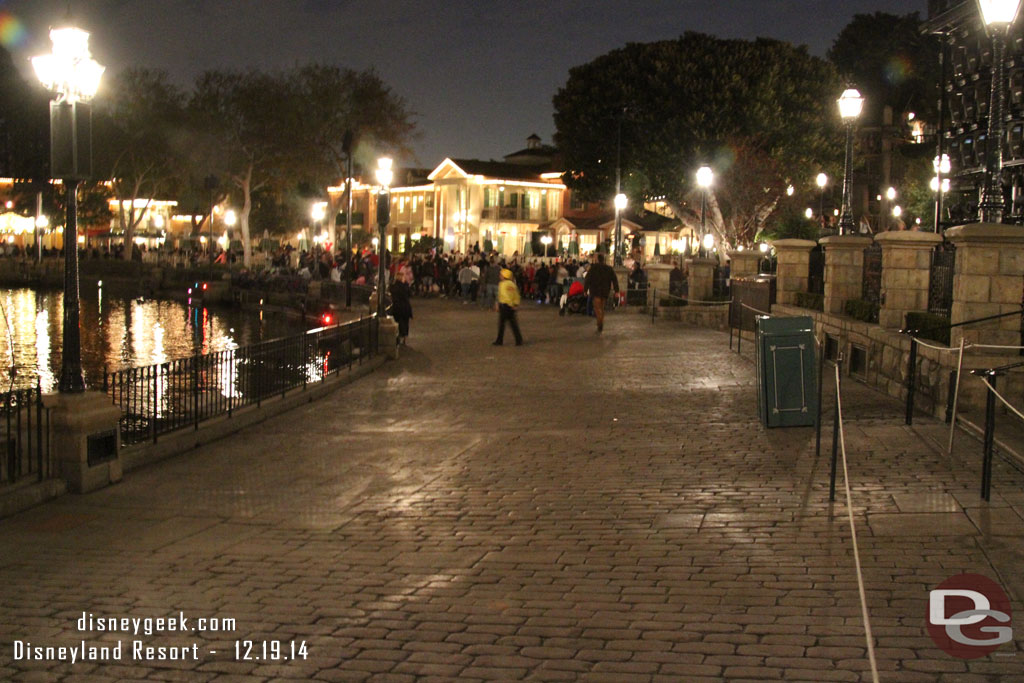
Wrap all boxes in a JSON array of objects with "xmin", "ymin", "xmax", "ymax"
[
  {"xmin": 900, "ymin": 306, "xmax": 1023, "ymax": 336},
  {"xmin": 902, "ymin": 306, "xmax": 1024, "ymax": 425}
]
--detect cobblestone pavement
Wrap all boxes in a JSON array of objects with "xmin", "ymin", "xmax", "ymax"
[{"xmin": 2, "ymin": 299, "xmax": 1023, "ymax": 682}]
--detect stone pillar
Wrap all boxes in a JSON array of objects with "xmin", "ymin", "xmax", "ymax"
[
  {"xmin": 685, "ymin": 258, "xmax": 716, "ymax": 302},
  {"xmin": 645, "ymin": 262, "xmax": 673, "ymax": 304},
  {"xmin": 614, "ymin": 266, "xmax": 629, "ymax": 303},
  {"xmin": 945, "ymin": 223, "xmax": 1024, "ymax": 347},
  {"xmin": 43, "ymin": 392, "xmax": 123, "ymax": 493},
  {"xmin": 378, "ymin": 317, "xmax": 399, "ymax": 359},
  {"xmin": 728, "ymin": 250, "xmax": 760, "ymax": 278},
  {"xmin": 771, "ymin": 239, "xmax": 817, "ymax": 306},
  {"xmin": 874, "ymin": 231, "xmax": 942, "ymax": 329},
  {"xmin": 820, "ymin": 235, "xmax": 874, "ymax": 316}
]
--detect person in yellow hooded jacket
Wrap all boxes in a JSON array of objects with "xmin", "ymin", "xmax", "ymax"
[{"xmin": 493, "ymin": 268, "xmax": 523, "ymax": 346}]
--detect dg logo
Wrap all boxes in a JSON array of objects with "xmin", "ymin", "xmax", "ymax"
[{"xmin": 927, "ymin": 573, "xmax": 1013, "ymax": 659}]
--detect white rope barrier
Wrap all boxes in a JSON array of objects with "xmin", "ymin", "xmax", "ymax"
[
  {"xmin": 740, "ymin": 302, "xmax": 771, "ymax": 316},
  {"xmin": 948, "ymin": 338, "xmax": 966, "ymax": 455},
  {"xmin": 982, "ymin": 376, "xmax": 1024, "ymax": 423},
  {"xmin": 969, "ymin": 343, "xmax": 1024, "ymax": 351},
  {"xmin": 833, "ymin": 364, "xmax": 880, "ymax": 683},
  {"xmin": 910, "ymin": 336, "xmax": 958, "ymax": 353}
]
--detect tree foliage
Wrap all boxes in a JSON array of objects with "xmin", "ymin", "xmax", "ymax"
[
  {"xmin": 95, "ymin": 68, "xmax": 186, "ymax": 257},
  {"xmin": 828, "ymin": 12, "xmax": 940, "ymax": 123},
  {"xmin": 290, "ymin": 64, "xmax": 418, "ymax": 249},
  {"xmin": 553, "ymin": 32, "xmax": 842, "ymax": 248}
]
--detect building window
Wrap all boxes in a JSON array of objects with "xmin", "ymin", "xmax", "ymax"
[
  {"xmin": 425, "ymin": 193, "xmax": 434, "ymax": 209},
  {"xmin": 570, "ymin": 193, "xmax": 586, "ymax": 211}
]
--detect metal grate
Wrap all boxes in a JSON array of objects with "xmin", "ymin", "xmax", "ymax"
[
  {"xmin": 808, "ymin": 245, "xmax": 825, "ymax": 295},
  {"xmin": 861, "ymin": 242, "xmax": 883, "ymax": 308},
  {"xmin": 927, "ymin": 241, "xmax": 956, "ymax": 317}
]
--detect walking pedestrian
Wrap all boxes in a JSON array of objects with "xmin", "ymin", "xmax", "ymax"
[
  {"xmin": 388, "ymin": 269, "xmax": 413, "ymax": 345},
  {"xmin": 583, "ymin": 253, "xmax": 620, "ymax": 333},
  {"xmin": 493, "ymin": 268, "xmax": 523, "ymax": 346}
]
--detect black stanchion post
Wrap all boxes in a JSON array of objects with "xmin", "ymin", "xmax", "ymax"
[
  {"xmin": 981, "ymin": 371, "xmax": 997, "ymax": 502},
  {"xmin": 905, "ymin": 335, "xmax": 918, "ymax": 425},
  {"xmin": 829, "ymin": 357, "xmax": 843, "ymax": 502},
  {"xmin": 815, "ymin": 342, "xmax": 825, "ymax": 459}
]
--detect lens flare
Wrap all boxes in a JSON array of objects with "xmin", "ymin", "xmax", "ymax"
[
  {"xmin": 884, "ymin": 56, "xmax": 912, "ymax": 86},
  {"xmin": 0, "ymin": 12, "xmax": 27, "ymax": 48}
]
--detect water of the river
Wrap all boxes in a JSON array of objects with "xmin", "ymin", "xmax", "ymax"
[{"xmin": 0, "ymin": 286, "xmax": 309, "ymax": 392}]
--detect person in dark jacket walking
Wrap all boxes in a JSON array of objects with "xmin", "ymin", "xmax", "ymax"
[
  {"xmin": 583, "ymin": 253, "xmax": 620, "ymax": 333},
  {"xmin": 388, "ymin": 269, "xmax": 413, "ymax": 345}
]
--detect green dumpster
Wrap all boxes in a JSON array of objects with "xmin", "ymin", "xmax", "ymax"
[{"xmin": 756, "ymin": 316, "xmax": 817, "ymax": 428}]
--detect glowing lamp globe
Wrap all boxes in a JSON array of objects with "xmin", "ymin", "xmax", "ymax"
[
  {"xmin": 614, "ymin": 193, "xmax": 627, "ymax": 210},
  {"xmin": 32, "ymin": 26, "xmax": 105, "ymax": 102},
  {"xmin": 816, "ymin": 173, "xmax": 828, "ymax": 188},
  {"xmin": 978, "ymin": 0, "xmax": 1023, "ymax": 26},
  {"xmin": 837, "ymin": 88, "xmax": 864, "ymax": 121},
  {"xmin": 701, "ymin": 233, "xmax": 714, "ymax": 250},
  {"xmin": 375, "ymin": 157, "xmax": 394, "ymax": 188},
  {"xmin": 696, "ymin": 166, "xmax": 714, "ymax": 189}
]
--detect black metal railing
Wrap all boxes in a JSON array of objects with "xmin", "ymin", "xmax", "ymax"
[
  {"xmin": 0, "ymin": 383, "xmax": 51, "ymax": 486},
  {"xmin": 861, "ymin": 242, "xmax": 882, "ymax": 308},
  {"xmin": 104, "ymin": 316, "xmax": 380, "ymax": 446},
  {"xmin": 901, "ymin": 307, "xmax": 1024, "ymax": 426},
  {"xmin": 927, "ymin": 241, "xmax": 956, "ymax": 317}
]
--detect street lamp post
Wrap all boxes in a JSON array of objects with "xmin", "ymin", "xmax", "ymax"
[
  {"xmin": 613, "ymin": 192, "xmax": 627, "ymax": 265},
  {"xmin": 696, "ymin": 166, "xmax": 713, "ymax": 258},
  {"xmin": 837, "ymin": 88, "xmax": 864, "ymax": 235},
  {"xmin": 375, "ymin": 157, "xmax": 393, "ymax": 317},
  {"xmin": 816, "ymin": 173, "xmax": 828, "ymax": 231},
  {"xmin": 33, "ymin": 24, "xmax": 104, "ymax": 393},
  {"xmin": 343, "ymin": 130, "xmax": 354, "ymax": 307},
  {"xmin": 978, "ymin": 0, "xmax": 1022, "ymax": 223},
  {"xmin": 311, "ymin": 202, "xmax": 326, "ymax": 280}
]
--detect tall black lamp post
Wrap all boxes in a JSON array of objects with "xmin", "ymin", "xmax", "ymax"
[
  {"xmin": 978, "ymin": 0, "xmax": 1023, "ymax": 223},
  {"xmin": 32, "ymin": 25, "xmax": 104, "ymax": 393},
  {"xmin": 375, "ymin": 156, "xmax": 393, "ymax": 317},
  {"xmin": 837, "ymin": 88, "xmax": 864, "ymax": 236}
]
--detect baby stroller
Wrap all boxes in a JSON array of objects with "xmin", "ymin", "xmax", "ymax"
[{"xmin": 559, "ymin": 279, "xmax": 587, "ymax": 316}]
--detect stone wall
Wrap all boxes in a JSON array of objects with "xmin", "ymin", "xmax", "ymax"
[{"xmin": 773, "ymin": 303, "xmax": 1023, "ymax": 423}]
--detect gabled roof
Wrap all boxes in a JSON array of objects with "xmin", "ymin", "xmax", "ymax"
[{"xmin": 428, "ymin": 157, "xmax": 554, "ymax": 182}]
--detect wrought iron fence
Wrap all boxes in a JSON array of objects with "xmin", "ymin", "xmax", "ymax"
[
  {"xmin": 104, "ymin": 315, "xmax": 380, "ymax": 446},
  {"xmin": 861, "ymin": 242, "xmax": 883, "ymax": 308},
  {"xmin": 808, "ymin": 245, "xmax": 825, "ymax": 295},
  {"xmin": 927, "ymin": 241, "xmax": 956, "ymax": 317},
  {"xmin": 0, "ymin": 383, "xmax": 51, "ymax": 486}
]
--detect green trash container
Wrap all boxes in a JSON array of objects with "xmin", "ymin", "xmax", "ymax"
[{"xmin": 756, "ymin": 316, "xmax": 817, "ymax": 428}]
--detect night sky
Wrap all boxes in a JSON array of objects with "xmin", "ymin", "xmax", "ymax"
[{"xmin": 4, "ymin": 0, "xmax": 929, "ymax": 169}]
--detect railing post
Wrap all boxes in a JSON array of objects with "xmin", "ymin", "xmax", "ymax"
[
  {"xmin": 829, "ymin": 356, "xmax": 843, "ymax": 502},
  {"xmin": 151, "ymin": 364, "xmax": 158, "ymax": 444},
  {"xmin": 905, "ymin": 334, "xmax": 918, "ymax": 425},
  {"xmin": 981, "ymin": 371, "xmax": 998, "ymax": 502},
  {"xmin": 815, "ymin": 340, "xmax": 825, "ymax": 459},
  {"xmin": 36, "ymin": 380, "xmax": 43, "ymax": 481},
  {"xmin": 192, "ymin": 350, "xmax": 200, "ymax": 431}
]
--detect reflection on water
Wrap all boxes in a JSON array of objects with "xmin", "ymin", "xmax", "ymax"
[{"xmin": 0, "ymin": 287, "xmax": 308, "ymax": 392}]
